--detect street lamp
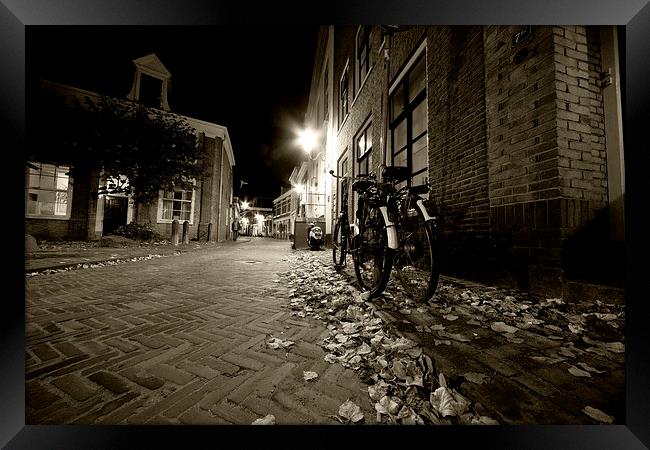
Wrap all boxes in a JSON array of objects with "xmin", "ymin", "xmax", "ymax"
[{"xmin": 241, "ymin": 200, "xmax": 249, "ymax": 210}]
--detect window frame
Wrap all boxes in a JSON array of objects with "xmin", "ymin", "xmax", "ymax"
[
  {"xmin": 157, "ymin": 185, "xmax": 196, "ymax": 224},
  {"xmin": 355, "ymin": 26, "xmax": 371, "ymax": 94},
  {"xmin": 338, "ymin": 60, "xmax": 350, "ymax": 130},
  {"xmin": 355, "ymin": 119, "xmax": 373, "ymax": 176},
  {"xmin": 389, "ymin": 49, "xmax": 428, "ymax": 187},
  {"xmin": 25, "ymin": 162, "xmax": 74, "ymax": 220}
]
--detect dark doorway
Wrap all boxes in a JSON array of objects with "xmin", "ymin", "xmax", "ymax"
[{"xmin": 103, "ymin": 196, "xmax": 128, "ymax": 235}]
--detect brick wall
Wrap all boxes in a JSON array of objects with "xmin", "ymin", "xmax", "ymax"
[{"xmin": 427, "ymin": 26, "xmax": 490, "ymax": 276}]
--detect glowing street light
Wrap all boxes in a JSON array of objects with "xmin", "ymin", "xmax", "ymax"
[
  {"xmin": 296, "ymin": 128, "xmax": 318, "ymax": 154},
  {"xmin": 241, "ymin": 200, "xmax": 249, "ymax": 210}
]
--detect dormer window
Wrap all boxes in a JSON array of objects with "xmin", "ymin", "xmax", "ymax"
[
  {"xmin": 126, "ymin": 53, "xmax": 172, "ymax": 111},
  {"xmin": 138, "ymin": 73, "xmax": 163, "ymax": 109}
]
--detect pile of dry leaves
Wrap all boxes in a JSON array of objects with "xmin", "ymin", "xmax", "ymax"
[{"xmin": 277, "ymin": 253, "xmax": 499, "ymax": 425}]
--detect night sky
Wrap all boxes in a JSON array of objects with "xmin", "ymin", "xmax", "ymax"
[{"xmin": 27, "ymin": 26, "xmax": 320, "ymax": 202}]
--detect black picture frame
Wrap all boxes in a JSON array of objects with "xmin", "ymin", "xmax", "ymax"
[{"xmin": 2, "ymin": 0, "xmax": 648, "ymax": 448}]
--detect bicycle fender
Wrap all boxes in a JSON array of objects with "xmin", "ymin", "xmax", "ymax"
[
  {"xmin": 416, "ymin": 199, "xmax": 434, "ymax": 222},
  {"xmin": 379, "ymin": 206, "xmax": 398, "ymax": 250}
]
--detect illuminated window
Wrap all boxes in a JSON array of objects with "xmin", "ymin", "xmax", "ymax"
[
  {"xmin": 356, "ymin": 121, "xmax": 373, "ymax": 175},
  {"xmin": 159, "ymin": 188, "xmax": 194, "ymax": 223},
  {"xmin": 389, "ymin": 52, "xmax": 428, "ymax": 187},
  {"xmin": 338, "ymin": 61, "xmax": 349, "ymax": 128},
  {"xmin": 355, "ymin": 26, "xmax": 371, "ymax": 92},
  {"xmin": 25, "ymin": 162, "xmax": 72, "ymax": 218}
]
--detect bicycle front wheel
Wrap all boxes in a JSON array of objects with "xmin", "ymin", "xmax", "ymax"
[
  {"xmin": 353, "ymin": 205, "xmax": 393, "ymax": 297},
  {"xmin": 332, "ymin": 220, "xmax": 347, "ymax": 267},
  {"xmin": 394, "ymin": 207, "xmax": 439, "ymax": 302}
]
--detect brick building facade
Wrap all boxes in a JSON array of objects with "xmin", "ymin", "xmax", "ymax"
[
  {"xmin": 26, "ymin": 54, "xmax": 236, "ymax": 243},
  {"xmin": 310, "ymin": 25, "xmax": 624, "ymax": 300}
]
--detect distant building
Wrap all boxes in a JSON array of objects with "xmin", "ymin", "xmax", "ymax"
[
  {"xmin": 240, "ymin": 197, "xmax": 273, "ymax": 237},
  {"xmin": 26, "ymin": 54, "xmax": 236, "ymax": 242},
  {"xmin": 272, "ymin": 187, "xmax": 297, "ymax": 239},
  {"xmin": 306, "ymin": 26, "xmax": 625, "ymax": 300}
]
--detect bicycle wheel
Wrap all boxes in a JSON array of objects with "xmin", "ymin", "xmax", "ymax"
[
  {"xmin": 353, "ymin": 205, "xmax": 393, "ymax": 297},
  {"xmin": 332, "ymin": 220, "xmax": 347, "ymax": 267},
  {"xmin": 394, "ymin": 207, "xmax": 439, "ymax": 302}
]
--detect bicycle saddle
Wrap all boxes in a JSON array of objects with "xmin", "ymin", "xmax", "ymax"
[
  {"xmin": 352, "ymin": 179, "xmax": 374, "ymax": 193},
  {"xmin": 382, "ymin": 165, "xmax": 410, "ymax": 182}
]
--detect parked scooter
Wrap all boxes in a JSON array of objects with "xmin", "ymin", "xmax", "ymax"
[{"xmin": 307, "ymin": 222, "xmax": 323, "ymax": 250}]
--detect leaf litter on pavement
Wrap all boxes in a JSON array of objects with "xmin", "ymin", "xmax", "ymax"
[{"xmin": 277, "ymin": 251, "xmax": 624, "ymax": 425}]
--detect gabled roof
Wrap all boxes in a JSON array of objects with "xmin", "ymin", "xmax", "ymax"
[{"xmin": 133, "ymin": 53, "xmax": 172, "ymax": 79}]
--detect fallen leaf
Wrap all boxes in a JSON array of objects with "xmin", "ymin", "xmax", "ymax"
[
  {"xmin": 568, "ymin": 324, "xmax": 584, "ymax": 334},
  {"xmin": 443, "ymin": 314, "xmax": 459, "ymax": 321},
  {"xmin": 430, "ymin": 387, "xmax": 456, "ymax": 417},
  {"xmin": 463, "ymin": 372, "xmax": 489, "ymax": 385},
  {"xmin": 267, "ymin": 338, "xmax": 295, "ymax": 349},
  {"xmin": 303, "ymin": 371, "xmax": 318, "ymax": 381},
  {"xmin": 583, "ymin": 406, "xmax": 614, "ymax": 423},
  {"xmin": 251, "ymin": 414, "xmax": 276, "ymax": 425},
  {"xmin": 605, "ymin": 342, "xmax": 625, "ymax": 354},
  {"xmin": 568, "ymin": 366, "xmax": 592, "ymax": 378},
  {"xmin": 376, "ymin": 395, "xmax": 401, "ymax": 416},
  {"xmin": 397, "ymin": 406, "xmax": 424, "ymax": 425},
  {"xmin": 471, "ymin": 415, "xmax": 500, "ymax": 425},
  {"xmin": 324, "ymin": 353, "xmax": 339, "ymax": 363},
  {"xmin": 368, "ymin": 380, "xmax": 390, "ymax": 401},
  {"xmin": 506, "ymin": 336, "xmax": 525, "ymax": 344},
  {"xmin": 491, "ymin": 322, "xmax": 518, "ymax": 334},
  {"xmin": 557, "ymin": 347, "xmax": 577, "ymax": 358},
  {"xmin": 338, "ymin": 399, "xmax": 364, "ymax": 423},
  {"xmin": 530, "ymin": 356, "xmax": 565, "ymax": 365},
  {"xmin": 578, "ymin": 362, "xmax": 605, "ymax": 374},
  {"xmin": 357, "ymin": 343, "xmax": 372, "ymax": 355},
  {"xmin": 434, "ymin": 339, "xmax": 451, "ymax": 346}
]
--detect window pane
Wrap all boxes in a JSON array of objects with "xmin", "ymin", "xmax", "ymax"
[
  {"xmin": 162, "ymin": 200, "xmax": 173, "ymax": 219},
  {"xmin": 357, "ymin": 134, "xmax": 366, "ymax": 157},
  {"xmin": 41, "ymin": 164, "xmax": 55, "ymax": 177},
  {"xmin": 409, "ymin": 55, "xmax": 426, "ymax": 102},
  {"xmin": 393, "ymin": 119, "xmax": 407, "ymax": 150},
  {"xmin": 56, "ymin": 174, "xmax": 69, "ymax": 190},
  {"xmin": 28, "ymin": 174, "xmax": 40, "ymax": 188},
  {"xmin": 390, "ymin": 84, "xmax": 404, "ymax": 119},
  {"xmin": 54, "ymin": 192, "xmax": 68, "ymax": 215},
  {"xmin": 366, "ymin": 128, "xmax": 372, "ymax": 152},
  {"xmin": 412, "ymin": 100, "xmax": 427, "ymax": 138},
  {"xmin": 173, "ymin": 191, "xmax": 183, "ymax": 200},
  {"xmin": 412, "ymin": 136, "xmax": 428, "ymax": 174},
  {"xmin": 183, "ymin": 190, "xmax": 192, "ymax": 201},
  {"xmin": 393, "ymin": 149, "xmax": 407, "ymax": 167},
  {"xmin": 412, "ymin": 170, "xmax": 428, "ymax": 188},
  {"xmin": 40, "ymin": 175, "xmax": 55, "ymax": 190}
]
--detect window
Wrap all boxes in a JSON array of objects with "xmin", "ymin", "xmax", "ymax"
[
  {"xmin": 389, "ymin": 52, "xmax": 428, "ymax": 187},
  {"xmin": 159, "ymin": 188, "xmax": 194, "ymax": 223},
  {"xmin": 139, "ymin": 74, "xmax": 163, "ymax": 109},
  {"xmin": 324, "ymin": 66, "xmax": 329, "ymax": 121},
  {"xmin": 355, "ymin": 26, "xmax": 371, "ymax": 92},
  {"xmin": 338, "ymin": 62, "xmax": 350, "ymax": 128},
  {"xmin": 337, "ymin": 154, "xmax": 349, "ymax": 215},
  {"xmin": 25, "ymin": 162, "xmax": 72, "ymax": 218},
  {"xmin": 356, "ymin": 121, "xmax": 373, "ymax": 176}
]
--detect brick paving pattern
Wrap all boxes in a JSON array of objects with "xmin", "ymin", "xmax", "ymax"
[{"xmin": 25, "ymin": 239, "xmax": 374, "ymax": 424}]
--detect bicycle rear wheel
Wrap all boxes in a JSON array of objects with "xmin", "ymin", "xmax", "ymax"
[
  {"xmin": 353, "ymin": 205, "xmax": 393, "ymax": 297},
  {"xmin": 332, "ymin": 220, "xmax": 347, "ymax": 267},
  {"xmin": 394, "ymin": 207, "xmax": 439, "ymax": 302}
]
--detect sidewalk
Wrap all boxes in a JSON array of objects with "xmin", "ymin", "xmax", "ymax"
[{"xmin": 25, "ymin": 239, "xmax": 247, "ymax": 274}]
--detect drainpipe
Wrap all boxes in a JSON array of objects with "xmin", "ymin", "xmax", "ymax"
[{"xmin": 217, "ymin": 141, "xmax": 224, "ymax": 241}]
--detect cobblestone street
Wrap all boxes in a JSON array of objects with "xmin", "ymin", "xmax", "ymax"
[
  {"xmin": 25, "ymin": 238, "xmax": 624, "ymax": 425},
  {"xmin": 25, "ymin": 238, "xmax": 374, "ymax": 425}
]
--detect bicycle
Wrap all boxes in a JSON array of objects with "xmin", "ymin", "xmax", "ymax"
[
  {"xmin": 353, "ymin": 165, "xmax": 440, "ymax": 303},
  {"xmin": 329, "ymin": 170, "xmax": 374, "ymax": 268}
]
